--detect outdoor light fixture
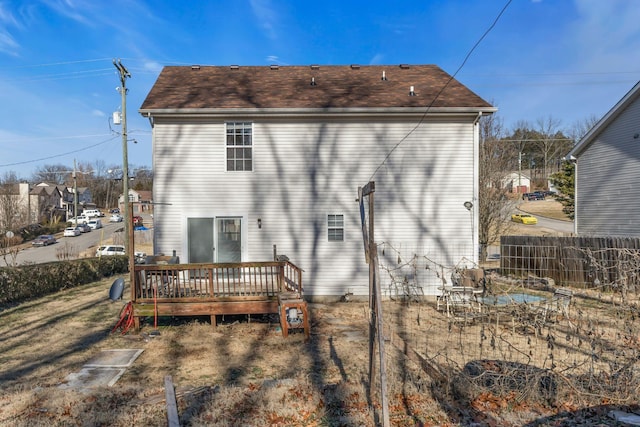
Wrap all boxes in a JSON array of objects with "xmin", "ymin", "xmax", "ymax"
[{"xmin": 464, "ymin": 201, "xmax": 473, "ymax": 211}]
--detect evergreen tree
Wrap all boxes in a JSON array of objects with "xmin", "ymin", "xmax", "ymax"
[{"xmin": 550, "ymin": 161, "xmax": 575, "ymax": 219}]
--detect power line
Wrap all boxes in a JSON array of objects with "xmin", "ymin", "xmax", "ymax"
[
  {"xmin": 0, "ymin": 136, "xmax": 119, "ymax": 168},
  {"xmin": 368, "ymin": 0, "xmax": 513, "ymax": 181},
  {"xmin": 0, "ymin": 133, "xmax": 113, "ymax": 143},
  {"xmin": 0, "ymin": 57, "xmax": 113, "ymax": 71}
]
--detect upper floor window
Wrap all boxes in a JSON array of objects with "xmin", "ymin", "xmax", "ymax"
[
  {"xmin": 328, "ymin": 214, "xmax": 344, "ymax": 241},
  {"xmin": 226, "ymin": 122, "xmax": 253, "ymax": 171}
]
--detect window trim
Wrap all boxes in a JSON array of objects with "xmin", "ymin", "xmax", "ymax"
[
  {"xmin": 225, "ymin": 121, "xmax": 253, "ymax": 172},
  {"xmin": 327, "ymin": 213, "xmax": 344, "ymax": 242}
]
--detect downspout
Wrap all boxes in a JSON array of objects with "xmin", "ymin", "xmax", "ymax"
[
  {"xmin": 472, "ymin": 112, "xmax": 482, "ymax": 263},
  {"xmin": 573, "ymin": 159, "xmax": 578, "ymax": 235}
]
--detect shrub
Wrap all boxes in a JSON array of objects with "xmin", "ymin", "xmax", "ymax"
[{"xmin": 0, "ymin": 257, "xmax": 128, "ymax": 305}]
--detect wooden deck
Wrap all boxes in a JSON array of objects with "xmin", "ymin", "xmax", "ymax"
[{"xmin": 131, "ymin": 260, "xmax": 309, "ymax": 338}]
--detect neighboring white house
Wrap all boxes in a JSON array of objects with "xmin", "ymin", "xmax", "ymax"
[
  {"xmin": 568, "ymin": 80, "xmax": 640, "ymax": 237},
  {"xmin": 139, "ymin": 64, "xmax": 496, "ymax": 299},
  {"xmin": 502, "ymin": 172, "xmax": 531, "ymax": 193}
]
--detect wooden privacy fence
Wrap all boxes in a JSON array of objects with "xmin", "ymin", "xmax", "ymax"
[{"xmin": 500, "ymin": 235, "xmax": 640, "ymax": 288}]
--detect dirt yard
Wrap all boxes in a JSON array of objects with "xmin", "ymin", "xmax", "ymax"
[
  {"xmin": 1, "ymin": 200, "xmax": 638, "ymax": 426},
  {"xmin": 1, "ymin": 272, "xmax": 639, "ymax": 426}
]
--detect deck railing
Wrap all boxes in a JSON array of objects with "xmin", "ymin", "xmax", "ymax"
[{"xmin": 132, "ymin": 261, "xmax": 303, "ymax": 303}]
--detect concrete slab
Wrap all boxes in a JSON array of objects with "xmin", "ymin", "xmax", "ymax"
[
  {"xmin": 60, "ymin": 367, "xmax": 127, "ymax": 390},
  {"xmin": 59, "ymin": 349, "xmax": 144, "ymax": 391},
  {"xmin": 84, "ymin": 349, "xmax": 144, "ymax": 368}
]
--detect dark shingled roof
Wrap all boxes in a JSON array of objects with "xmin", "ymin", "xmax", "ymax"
[{"xmin": 140, "ymin": 64, "xmax": 494, "ymax": 111}]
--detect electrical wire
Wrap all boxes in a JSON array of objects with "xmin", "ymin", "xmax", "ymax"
[
  {"xmin": 368, "ymin": 0, "xmax": 513, "ymax": 182},
  {"xmin": 0, "ymin": 136, "xmax": 119, "ymax": 168}
]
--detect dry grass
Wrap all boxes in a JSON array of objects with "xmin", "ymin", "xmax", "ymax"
[
  {"xmin": 1, "ymin": 274, "xmax": 639, "ymax": 426},
  {"xmin": 2, "ymin": 204, "xmax": 638, "ymax": 425},
  {"xmin": 518, "ymin": 198, "xmax": 570, "ymax": 222}
]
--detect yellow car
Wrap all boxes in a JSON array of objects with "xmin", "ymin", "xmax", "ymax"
[{"xmin": 511, "ymin": 213, "xmax": 538, "ymax": 225}]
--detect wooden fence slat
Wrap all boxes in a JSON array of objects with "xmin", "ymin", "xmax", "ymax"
[
  {"xmin": 500, "ymin": 236, "xmax": 640, "ymax": 288},
  {"xmin": 164, "ymin": 375, "xmax": 180, "ymax": 427}
]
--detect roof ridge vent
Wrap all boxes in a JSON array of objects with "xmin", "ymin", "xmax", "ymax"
[
  {"xmin": 191, "ymin": 65, "xmax": 201, "ymax": 70},
  {"xmin": 270, "ymin": 65, "xmax": 279, "ymax": 70},
  {"xmin": 230, "ymin": 65, "xmax": 240, "ymax": 70},
  {"xmin": 310, "ymin": 64, "xmax": 320, "ymax": 70},
  {"xmin": 399, "ymin": 64, "xmax": 411, "ymax": 69},
  {"xmin": 350, "ymin": 64, "xmax": 360, "ymax": 69}
]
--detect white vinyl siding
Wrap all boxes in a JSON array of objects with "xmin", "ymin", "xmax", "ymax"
[
  {"xmin": 576, "ymin": 97, "xmax": 640, "ymax": 237},
  {"xmin": 152, "ymin": 115, "xmax": 479, "ymax": 297}
]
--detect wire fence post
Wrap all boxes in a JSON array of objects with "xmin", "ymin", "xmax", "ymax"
[{"xmin": 360, "ymin": 181, "xmax": 390, "ymax": 427}]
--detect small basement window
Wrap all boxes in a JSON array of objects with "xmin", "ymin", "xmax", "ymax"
[{"xmin": 328, "ymin": 214, "xmax": 344, "ymax": 241}]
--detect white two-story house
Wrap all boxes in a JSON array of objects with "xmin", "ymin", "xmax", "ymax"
[{"xmin": 139, "ymin": 64, "xmax": 495, "ymax": 300}]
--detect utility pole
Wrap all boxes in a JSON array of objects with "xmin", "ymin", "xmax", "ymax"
[
  {"xmin": 114, "ymin": 59, "xmax": 135, "ymax": 282},
  {"xmin": 73, "ymin": 159, "xmax": 78, "ymax": 222}
]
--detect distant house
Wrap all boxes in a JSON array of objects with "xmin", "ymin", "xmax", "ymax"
[
  {"xmin": 118, "ymin": 189, "xmax": 152, "ymax": 215},
  {"xmin": 0, "ymin": 182, "xmax": 62, "ymax": 228},
  {"xmin": 0, "ymin": 183, "xmax": 30, "ymax": 228},
  {"xmin": 29, "ymin": 185, "xmax": 62, "ymax": 220},
  {"xmin": 34, "ymin": 182, "xmax": 92, "ymax": 218},
  {"xmin": 139, "ymin": 64, "xmax": 496, "ymax": 299},
  {"xmin": 502, "ymin": 172, "xmax": 531, "ymax": 193},
  {"xmin": 568, "ymin": 80, "xmax": 640, "ymax": 237}
]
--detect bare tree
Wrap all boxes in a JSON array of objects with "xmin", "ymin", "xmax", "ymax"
[
  {"xmin": 132, "ymin": 167, "xmax": 153, "ymax": 191},
  {"xmin": 533, "ymin": 116, "xmax": 572, "ymax": 178},
  {"xmin": 0, "ymin": 172, "xmax": 24, "ymax": 231},
  {"xmin": 0, "ymin": 172, "xmax": 25, "ymax": 266},
  {"xmin": 568, "ymin": 114, "xmax": 600, "ymax": 142},
  {"xmin": 32, "ymin": 164, "xmax": 69, "ymax": 185},
  {"xmin": 478, "ymin": 113, "xmax": 514, "ymax": 261}
]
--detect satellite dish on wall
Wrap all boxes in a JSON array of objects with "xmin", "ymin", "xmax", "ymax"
[
  {"xmin": 109, "ymin": 278, "xmax": 125, "ymax": 301},
  {"xmin": 5, "ymin": 231, "xmax": 14, "ymax": 238}
]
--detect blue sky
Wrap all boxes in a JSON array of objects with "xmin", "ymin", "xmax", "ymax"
[{"xmin": 1, "ymin": 0, "xmax": 639, "ymax": 179}]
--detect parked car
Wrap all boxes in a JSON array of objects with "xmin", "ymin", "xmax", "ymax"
[
  {"xmin": 83, "ymin": 209, "xmax": 102, "ymax": 218},
  {"xmin": 32, "ymin": 235, "xmax": 57, "ymax": 246},
  {"xmin": 87, "ymin": 219, "xmax": 103, "ymax": 230},
  {"xmin": 77, "ymin": 223, "xmax": 92, "ymax": 233},
  {"xmin": 109, "ymin": 208, "xmax": 120, "ymax": 214},
  {"xmin": 511, "ymin": 213, "xmax": 538, "ymax": 225},
  {"xmin": 63, "ymin": 227, "xmax": 81, "ymax": 237},
  {"xmin": 68, "ymin": 215, "xmax": 89, "ymax": 225},
  {"xmin": 96, "ymin": 245, "xmax": 125, "ymax": 257},
  {"xmin": 522, "ymin": 192, "xmax": 545, "ymax": 201},
  {"xmin": 110, "ymin": 214, "xmax": 123, "ymax": 223}
]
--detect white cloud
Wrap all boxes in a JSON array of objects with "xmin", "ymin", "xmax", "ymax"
[
  {"xmin": 40, "ymin": 0, "xmax": 93, "ymax": 26},
  {"xmin": 0, "ymin": 3, "xmax": 21, "ymax": 55},
  {"xmin": 569, "ymin": 0, "xmax": 640, "ymax": 70},
  {"xmin": 143, "ymin": 60, "xmax": 163, "ymax": 73},
  {"xmin": 250, "ymin": 0, "xmax": 278, "ymax": 40},
  {"xmin": 369, "ymin": 54, "xmax": 384, "ymax": 65}
]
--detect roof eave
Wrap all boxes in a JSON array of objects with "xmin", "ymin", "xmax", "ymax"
[
  {"xmin": 569, "ymin": 80, "xmax": 640, "ymax": 158},
  {"xmin": 139, "ymin": 106, "xmax": 497, "ymax": 119}
]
